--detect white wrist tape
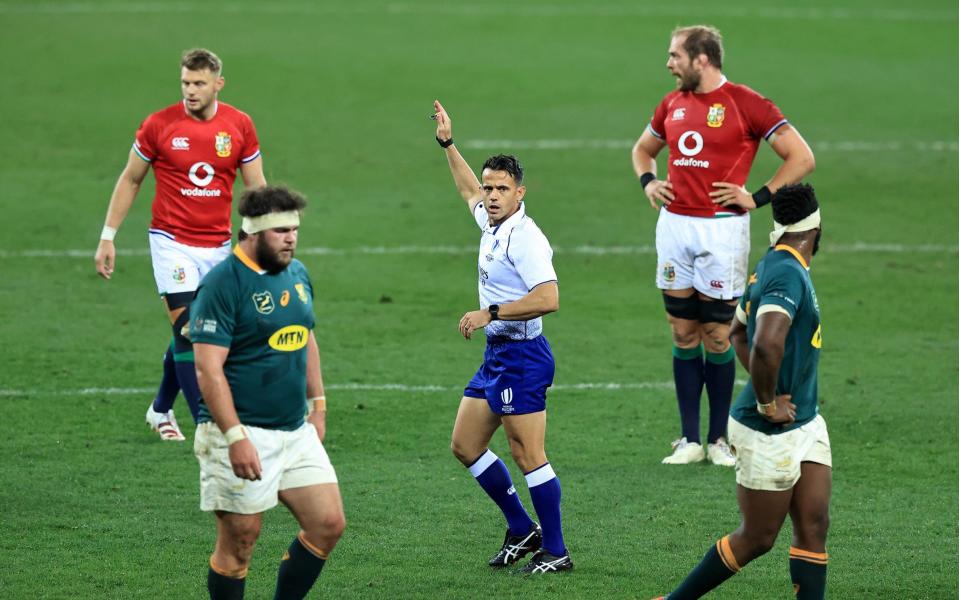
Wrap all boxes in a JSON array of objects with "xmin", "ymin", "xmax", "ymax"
[
  {"xmin": 224, "ymin": 425, "xmax": 248, "ymax": 445},
  {"xmin": 100, "ymin": 226, "xmax": 117, "ymax": 241},
  {"xmin": 308, "ymin": 396, "xmax": 326, "ymax": 412}
]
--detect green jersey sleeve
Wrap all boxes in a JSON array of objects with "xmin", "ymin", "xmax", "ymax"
[{"xmin": 757, "ymin": 262, "xmax": 804, "ymax": 320}]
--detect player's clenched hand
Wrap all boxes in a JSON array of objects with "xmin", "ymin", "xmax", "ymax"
[
  {"xmin": 95, "ymin": 240, "xmax": 116, "ymax": 279},
  {"xmin": 764, "ymin": 394, "xmax": 797, "ymax": 424},
  {"xmin": 308, "ymin": 410, "xmax": 327, "ymax": 442},
  {"xmin": 229, "ymin": 438, "xmax": 263, "ymax": 481},
  {"xmin": 644, "ymin": 179, "xmax": 675, "ymax": 209},
  {"xmin": 433, "ymin": 100, "xmax": 452, "ymax": 141},
  {"xmin": 710, "ymin": 182, "xmax": 756, "ymax": 210},
  {"xmin": 459, "ymin": 309, "xmax": 491, "ymax": 340}
]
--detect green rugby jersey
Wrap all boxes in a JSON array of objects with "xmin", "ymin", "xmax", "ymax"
[
  {"xmin": 190, "ymin": 246, "xmax": 316, "ymax": 431},
  {"xmin": 731, "ymin": 245, "xmax": 822, "ymax": 435}
]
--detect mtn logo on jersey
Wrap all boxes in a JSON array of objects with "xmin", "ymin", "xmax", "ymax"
[
  {"xmin": 268, "ymin": 325, "xmax": 309, "ymax": 351},
  {"xmin": 707, "ymin": 103, "xmax": 726, "ymax": 128},
  {"xmin": 171, "ymin": 137, "xmax": 190, "ymax": 150},
  {"xmin": 215, "ymin": 132, "xmax": 232, "ymax": 157},
  {"xmin": 182, "ymin": 162, "xmax": 222, "ymax": 197}
]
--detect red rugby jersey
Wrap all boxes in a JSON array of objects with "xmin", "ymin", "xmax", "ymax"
[
  {"xmin": 133, "ymin": 101, "xmax": 261, "ymax": 247},
  {"xmin": 648, "ymin": 80, "xmax": 786, "ymax": 218}
]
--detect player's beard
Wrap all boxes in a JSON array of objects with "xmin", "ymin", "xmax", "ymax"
[
  {"xmin": 813, "ymin": 228, "xmax": 822, "ymax": 256},
  {"xmin": 255, "ymin": 235, "xmax": 294, "ymax": 274},
  {"xmin": 677, "ymin": 68, "xmax": 701, "ymax": 92}
]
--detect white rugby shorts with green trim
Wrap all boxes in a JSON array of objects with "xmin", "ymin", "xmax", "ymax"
[
  {"xmin": 728, "ymin": 414, "xmax": 831, "ymax": 492},
  {"xmin": 194, "ymin": 421, "xmax": 338, "ymax": 514}
]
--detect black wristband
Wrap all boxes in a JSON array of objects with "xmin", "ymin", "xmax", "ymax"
[
  {"xmin": 488, "ymin": 304, "xmax": 500, "ymax": 321},
  {"xmin": 752, "ymin": 185, "xmax": 772, "ymax": 208},
  {"xmin": 436, "ymin": 136, "xmax": 454, "ymax": 148},
  {"xmin": 639, "ymin": 172, "xmax": 656, "ymax": 190}
]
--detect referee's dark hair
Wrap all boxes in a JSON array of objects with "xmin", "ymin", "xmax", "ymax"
[
  {"xmin": 772, "ymin": 183, "xmax": 819, "ymax": 226},
  {"xmin": 482, "ymin": 155, "xmax": 524, "ymax": 184},
  {"xmin": 238, "ymin": 186, "xmax": 307, "ymax": 240}
]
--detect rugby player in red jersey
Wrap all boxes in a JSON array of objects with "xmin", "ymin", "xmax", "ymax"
[
  {"xmin": 631, "ymin": 25, "xmax": 815, "ymax": 466},
  {"xmin": 95, "ymin": 48, "xmax": 267, "ymax": 441}
]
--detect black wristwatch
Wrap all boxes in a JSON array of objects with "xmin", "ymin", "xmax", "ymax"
[{"xmin": 488, "ymin": 304, "xmax": 500, "ymax": 321}]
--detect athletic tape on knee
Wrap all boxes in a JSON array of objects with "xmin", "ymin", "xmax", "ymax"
[
  {"xmin": 664, "ymin": 294, "xmax": 700, "ymax": 320},
  {"xmin": 698, "ymin": 299, "xmax": 737, "ymax": 324}
]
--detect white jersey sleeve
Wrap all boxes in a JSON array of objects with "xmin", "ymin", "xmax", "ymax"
[
  {"xmin": 473, "ymin": 202, "xmax": 488, "ymax": 230},
  {"xmin": 508, "ymin": 222, "xmax": 557, "ymax": 290}
]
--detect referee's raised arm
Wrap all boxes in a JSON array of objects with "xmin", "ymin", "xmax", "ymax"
[{"xmin": 433, "ymin": 100, "xmax": 483, "ymax": 212}]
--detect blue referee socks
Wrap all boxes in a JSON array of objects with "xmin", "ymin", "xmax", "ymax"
[
  {"xmin": 468, "ymin": 450, "xmax": 535, "ymax": 536},
  {"xmin": 526, "ymin": 462, "xmax": 566, "ymax": 556}
]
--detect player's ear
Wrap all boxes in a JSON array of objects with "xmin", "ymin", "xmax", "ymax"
[
  {"xmin": 516, "ymin": 185, "xmax": 526, "ymax": 200},
  {"xmin": 215, "ymin": 76, "xmax": 226, "ymax": 92}
]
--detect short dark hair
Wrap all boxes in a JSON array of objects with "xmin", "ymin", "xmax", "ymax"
[
  {"xmin": 181, "ymin": 48, "xmax": 222, "ymax": 75},
  {"xmin": 672, "ymin": 25, "xmax": 724, "ymax": 69},
  {"xmin": 481, "ymin": 154, "xmax": 524, "ymax": 184},
  {"xmin": 772, "ymin": 183, "xmax": 819, "ymax": 225},
  {"xmin": 238, "ymin": 186, "xmax": 307, "ymax": 240}
]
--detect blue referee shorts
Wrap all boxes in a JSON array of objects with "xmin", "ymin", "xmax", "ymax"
[{"xmin": 464, "ymin": 335, "xmax": 555, "ymax": 415}]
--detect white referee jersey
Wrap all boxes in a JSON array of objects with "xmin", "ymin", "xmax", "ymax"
[{"xmin": 473, "ymin": 202, "xmax": 557, "ymax": 340}]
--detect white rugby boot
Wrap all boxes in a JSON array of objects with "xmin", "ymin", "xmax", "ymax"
[
  {"xmin": 661, "ymin": 437, "xmax": 705, "ymax": 464},
  {"xmin": 707, "ymin": 437, "xmax": 736, "ymax": 467},
  {"xmin": 146, "ymin": 404, "xmax": 186, "ymax": 441}
]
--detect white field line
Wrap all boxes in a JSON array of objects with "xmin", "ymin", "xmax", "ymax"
[
  {"xmin": 0, "ymin": 3, "xmax": 955, "ymax": 22},
  {"xmin": 0, "ymin": 379, "xmax": 749, "ymax": 397},
  {"xmin": 463, "ymin": 140, "xmax": 959, "ymax": 152},
  {"xmin": 2, "ymin": 243, "xmax": 958, "ymax": 260}
]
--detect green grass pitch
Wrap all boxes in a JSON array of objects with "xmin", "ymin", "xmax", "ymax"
[{"xmin": 1, "ymin": 0, "xmax": 958, "ymax": 598}]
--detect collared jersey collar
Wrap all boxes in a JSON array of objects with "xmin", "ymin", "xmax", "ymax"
[
  {"xmin": 695, "ymin": 74, "xmax": 728, "ymax": 95},
  {"xmin": 774, "ymin": 244, "xmax": 810, "ymax": 270},
  {"xmin": 485, "ymin": 202, "xmax": 527, "ymax": 239},
  {"xmin": 234, "ymin": 244, "xmax": 266, "ymax": 275}
]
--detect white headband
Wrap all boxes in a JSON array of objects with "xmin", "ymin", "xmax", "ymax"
[
  {"xmin": 769, "ymin": 208, "xmax": 821, "ymax": 246},
  {"xmin": 241, "ymin": 211, "xmax": 300, "ymax": 234}
]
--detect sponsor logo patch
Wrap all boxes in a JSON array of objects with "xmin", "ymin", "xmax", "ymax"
[
  {"xmin": 661, "ymin": 262, "xmax": 676, "ymax": 283},
  {"xmin": 280, "ymin": 290, "xmax": 290, "ymax": 307},
  {"xmin": 707, "ymin": 103, "xmax": 726, "ymax": 128},
  {"xmin": 671, "ymin": 107, "xmax": 686, "ymax": 121},
  {"xmin": 268, "ymin": 325, "xmax": 309, "ymax": 351},
  {"xmin": 710, "ymin": 279, "xmax": 724, "ymax": 289},
  {"xmin": 252, "ymin": 291, "xmax": 275, "ymax": 314},
  {"xmin": 215, "ymin": 131, "xmax": 232, "ymax": 158},
  {"xmin": 171, "ymin": 136, "xmax": 190, "ymax": 150},
  {"xmin": 295, "ymin": 283, "xmax": 309, "ymax": 304},
  {"xmin": 811, "ymin": 324, "xmax": 822, "ymax": 348},
  {"xmin": 172, "ymin": 266, "xmax": 186, "ymax": 283}
]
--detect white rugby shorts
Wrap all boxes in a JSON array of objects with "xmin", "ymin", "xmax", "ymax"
[
  {"xmin": 194, "ymin": 421, "xmax": 338, "ymax": 514},
  {"xmin": 655, "ymin": 209, "xmax": 750, "ymax": 300},
  {"xmin": 148, "ymin": 231, "xmax": 230, "ymax": 296},
  {"xmin": 728, "ymin": 414, "xmax": 832, "ymax": 492}
]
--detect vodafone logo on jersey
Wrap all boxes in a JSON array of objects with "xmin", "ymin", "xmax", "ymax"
[
  {"xmin": 181, "ymin": 161, "xmax": 222, "ymax": 197},
  {"xmin": 673, "ymin": 130, "xmax": 710, "ymax": 169}
]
